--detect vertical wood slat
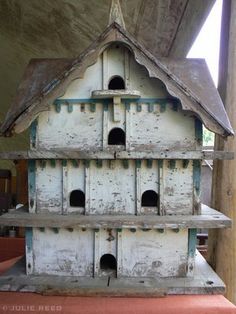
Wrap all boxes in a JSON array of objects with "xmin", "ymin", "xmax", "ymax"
[
  {"xmin": 85, "ymin": 166, "xmax": 90, "ymax": 214},
  {"xmin": 25, "ymin": 227, "xmax": 34, "ymax": 275},
  {"xmin": 117, "ymin": 229, "xmax": 122, "ymax": 278},
  {"xmin": 125, "ymin": 102, "xmax": 131, "ymax": 150},
  {"xmin": 187, "ymin": 228, "xmax": 197, "ymax": 277},
  {"xmin": 94, "ymin": 230, "xmax": 100, "ymax": 277},
  {"xmin": 158, "ymin": 160, "xmax": 164, "ymax": 215},
  {"xmin": 62, "ymin": 163, "xmax": 68, "ymax": 214},
  {"xmin": 135, "ymin": 166, "xmax": 141, "ymax": 215},
  {"xmin": 102, "ymin": 103, "xmax": 109, "ymax": 149}
]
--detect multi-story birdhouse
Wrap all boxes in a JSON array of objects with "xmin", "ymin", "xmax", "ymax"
[{"xmin": 0, "ymin": 1, "xmax": 233, "ymax": 295}]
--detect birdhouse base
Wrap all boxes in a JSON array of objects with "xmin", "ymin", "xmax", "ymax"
[{"xmin": 0, "ymin": 252, "xmax": 225, "ymax": 296}]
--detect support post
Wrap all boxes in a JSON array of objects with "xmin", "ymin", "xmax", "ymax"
[{"xmin": 208, "ymin": 0, "xmax": 236, "ymax": 303}]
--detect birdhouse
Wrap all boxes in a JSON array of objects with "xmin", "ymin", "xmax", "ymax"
[{"xmin": 0, "ymin": 0, "xmax": 233, "ymax": 295}]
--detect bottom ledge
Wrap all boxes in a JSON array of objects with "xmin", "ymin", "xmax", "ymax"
[{"xmin": 0, "ymin": 252, "xmax": 225, "ymax": 296}]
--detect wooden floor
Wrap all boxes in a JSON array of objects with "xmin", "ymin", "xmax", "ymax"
[{"xmin": 0, "ymin": 252, "xmax": 225, "ymax": 296}]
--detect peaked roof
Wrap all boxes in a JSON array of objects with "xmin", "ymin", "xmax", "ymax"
[{"xmin": 0, "ymin": 22, "xmax": 234, "ymax": 137}]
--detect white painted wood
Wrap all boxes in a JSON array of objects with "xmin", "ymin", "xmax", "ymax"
[
  {"xmin": 102, "ymin": 50, "xmax": 108, "ymax": 89},
  {"xmin": 106, "ymin": 44, "xmax": 125, "ymax": 83},
  {"xmin": 120, "ymin": 229, "xmax": 188, "ymax": 277},
  {"xmin": 88, "ymin": 160, "xmax": 136, "ymax": 214},
  {"xmin": 36, "ymin": 161, "xmax": 62, "ymax": 213},
  {"xmin": 129, "ymin": 103, "xmax": 197, "ymax": 151},
  {"xmin": 33, "ymin": 228, "xmax": 94, "ymax": 276},
  {"xmin": 113, "ymin": 96, "xmax": 121, "ymax": 122},
  {"xmin": 62, "ymin": 165, "xmax": 68, "ymax": 214},
  {"xmin": 139, "ymin": 160, "xmax": 159, "ymax": 215},
  {"xmin": 35, "ymin": 45, "xmax": 199, "ymax": 151},
  {"xmin": 67, "ymin": 163, "xmax": 85, "ymax": 214},
  {"xmin": 85, "ymin": 166, "xmax": 90, "ymax": 215},
  {"xmin": 135, "ymin": 166, "xmax": 141, "ymax": 214},
  {"xmin": 94, "ymin": 228, "xmax": 117, "ymax": 277},
  {"xmin": 124, "ymin": 49, "xmax": 130, "ymax": 89},
  {"xmin": 37, "ymin": 103, "xmax": 103, "ymax": 150},
  {"xmin": 161, "ymin": 160, "xmax": 193, "ymax": 215}
]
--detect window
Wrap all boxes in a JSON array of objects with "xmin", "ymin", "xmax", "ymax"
[
  {"xmin": 141, "ymin": 190, "xmax": 159, "ymax": 207},
  {"xmin": 100, "ymin": 254, "xmax": 117, "ymax": 271},
  {"xmin": 70, "ymin": 190, "xmax": 85, "ymax": 207},
  {"xmin": 108, "ymin": 128, "xmax": 126, "ymax": 145},
  {"xmin": 108, "ymin": 76, "xmax": 125, "ymax": 89}
]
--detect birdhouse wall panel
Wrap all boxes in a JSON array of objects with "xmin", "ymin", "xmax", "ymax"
[
  {"xmin": 94, "ymin": 228, "xmax": 117, "ymax": 277},
  {"xmin": 67, "ymin": 163, "xmax": 85, "ymax": 214},
  {"xmin": 37, "ymin": 103, "xmax": 103, "ymax": 150},
  {"xmin": 36, "ymin": 162, "xmax": 62, "ymax": 213},
  {"xmin": 32, "ymin": 228, "xmax": 94, "ymax": 276},
  {"xmin": 119, "ymin": 229, "xmax": 188, "ymax": 278},
  {"xmin": 160, "ymin": 160, "xmax": 193, "ymax": 215},
  {"xmin": 106, "ymin": 45, "xmax": 125, "ymax": 83},
  {"xmin": 88, "ymin": 160, "xmax": 136, "ymax": 214},
  {"xmin": 129, "ymin": 55, "xmax": 168, "ymax": 98},
  {"xmin": 60, "ymin": 55, "xmax": 103, "ymax": 99},
  {"xmin": 129, "ymin": 104, "xmax": 197, "ymax": 151}
]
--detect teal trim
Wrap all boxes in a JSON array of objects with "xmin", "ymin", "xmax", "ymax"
[
  {"xmin": 158, "ymin": 160, "xmax": 163, "ymax": 168},
  {"xmin": 39, "ymin": 160, "xmax": 46, "ymax": 169},
  {"xmin": 146, "ymin": 159, "xmax": 153, "ymax": 168},
  {"xmin": 188, "ymin": 228, "xmax": 197, "ymax": 258},
  {"xmin": 71, "ymin": 159, "xmax": 79, "ymax": 168},
  {"xmin": 103, "ymin": 103, "xmax": 109, "ymax": 111},
  {"xmin": 50, "ymin": 159, "xmax": 56, "ymax": 168},
  {"xmin": 148, "ymin": 103, "xmax": 154, "ymax": 112},
  {"xmin": 54, "ymin": 98, "xmax": 177, "ymax": 105},
  {"xmin": 28, "ymin": 160, "xmax": 36, "ymax": 211},
  {"xmin": 123, "ymin": 160, "xmax": 129, "ymax": 169},
  {"xmin": 125, "ymin": 102, "xmax": 130, "ymax": 110},
  {"xmin": 136, "ymin": 104, "xmax": 142, "ymax": 112},
  {"xmin": 55, "ymin": 103, "xmax": 61, "ymax": 113},
  {"xmin": 195, "ymin": 118, "xmax": 203, "ymax": 144},
  {"xmin": 84, "ymin": 160, "xmax": 90, "ymax": 168},
  {"xmin": 135, "ymin": 160, "xmax": 142, "ymax": 168},
  {"xmin": 182, "ymin": 159, "xmax": 189, "ymax": 169},
  {"xmin": 67, "ymin": 103, "xmax": 73, "ymax": 113},
  {"xmin": 30, "ymin": 120, "xmax": 37, "ymax": 149},
  {"xmin": 173, "ymin": 228, "xmax": 179, "ymax": 233},
  {"xmin": 62, "ymin": 160, "xmax": 67, "ymax": 167},
  {"xmin": 160, "ymin": 103, "xmax": 166, "ymax": 112},
  {"xmin": 25, "ymin": 227, "xmax": 33, "ymax": 253},
  {"xmin": 193, "ymin": 160, "xmax": 201, "ymax": 195},
  {"xmin": 96, "ymin": 160, "xmax": 103, "ymax": 168},
  {"xmin": 90, "ymin": 103, "xmax": 96, "ymax": 112},
  {"xmin": 169, "ymin": 160, "xmax": 176, "ymax": 169}
]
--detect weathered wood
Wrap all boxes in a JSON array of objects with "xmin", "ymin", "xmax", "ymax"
[
  {"xmin": 0, "ymin": 252, "xmax": 225, "ymax": 295},
  {"xmin": 208, "ymin": 0, "xmax": 236, "ymax": 304},
  {"xmin": 92, "ymin": 89, "xmax": 141, "ymax": 98},
  {"xmin": 0, "ymin": 204, "xmax": 231, "ymax": 229},
  {"xmin": 0, "ymin": 150, "xmax": 233, "ymax": 160}
]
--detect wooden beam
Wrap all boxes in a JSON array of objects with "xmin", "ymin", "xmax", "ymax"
[
  {"xmin": 0, "ymin": 204, "xmax": 231, "ymax": 229},
  {"xmin": 0, "ymin": 150, "xmax": 233, "ymax": 160},
  {"xmin": 208, "ymin": 0, "xmax": 236, "ymax": 304}
]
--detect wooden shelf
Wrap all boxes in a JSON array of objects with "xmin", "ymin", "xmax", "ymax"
[
  {"xmin": 0, "ymin": 150, "xmax": 233, "ymax": 160},
  {"xmin": 0, "ymin": 205, "xmax": 231, "ymax": 229},
  {"xmin": 91, "ymin": 89, "xmax": 141, "ymax": 99}
]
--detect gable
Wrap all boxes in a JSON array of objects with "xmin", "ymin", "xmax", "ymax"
[{"xmin": 0, "ymin": 23, "xmax": 233, "ymax": 137}]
